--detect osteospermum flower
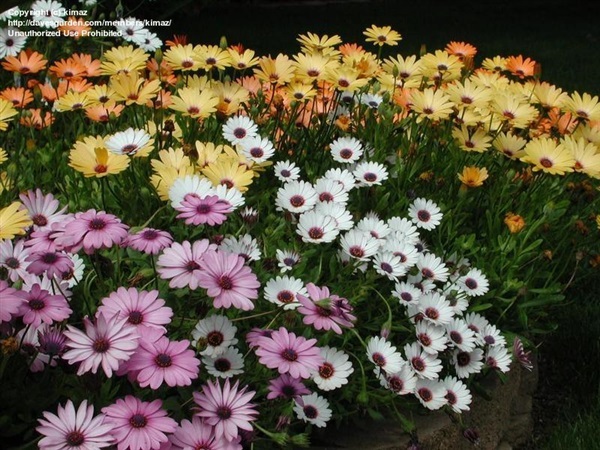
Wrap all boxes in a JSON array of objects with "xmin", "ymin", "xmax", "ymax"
[
  {"xmin": 102, "ymin": 397, "xmax": 177, "ymax": 450},
  {"xmin": 176, "ymin": 194, "xmax": 233, "ymax": 226},
  {"xmin": 19, "ymin": 189, "xmax": 68, "ymax": 231},
  {"xmin": 169, "ymin": 417, "xmax": 229, "ymax": 450},
  {"xmin": 414, "ymin": 379, "xmax": 447, "ymax": 410},
  {"xmin": 0, "ymin": 279, "xmax": 22, "ymax": 323},
  {"xmin": 191, "ymin": 314, "xmax": 238, "ymax": 357},
  {"xmin": 264, "ymin": 275, "xmax": 308, "ymax": 310},
  {"xmin": 193, "ymin": 378, "xmax": 257, "ymax": 442},
  {"xmin": 446, "ymin": 318, "xmax": 477, "ymax": 352},
  {"xmin": 267, "ymin": 373, "xmax": 311, "ymax": 400},
  {"xmin": 273, "ymin": 160, "xmax": 301, "ymax": 183},
  {"xmin": 329, "ymin": 136, "xmax": 364, "ymax": 163},
  {"xmin": 127, "ymin": 333, "xmax": 200, "ymax": 389},
  {"xmin": 340, "ymin": 228, "xmax": 380, "ymax": 261},
  {"xmin": 353, "ymin": 161, "xmax": 389, "ymax": 186},
  {"xmin": 222, "ymin": 115, "xmax": 258, "ymax": 145},
  {"xmin": 458, "ymin": 166, "xmax": 489, "ymax": 188},
  {"xmin": 63, "ymin": 314, "xmax": 139, "ymax": 377},
  {"xmin": 415, "ymin": 321, "xmax": 448, "ymax": 355},
  {"xmin": 98, "ymin": 287, "xmax": 173, "ymax": 331},
  {"xmin": 156, "ymin": 239, "xmax": 216, "ymax": 289},
  {"xmin": 0, "ymin": 238, "xmax": 31, "ymax": 282},
  {"xmin": 294, "ymin": 393, "xmax": 332, "ymax": 428},
  {"xmin": 520, "ymin": 137, "xmax": 575, "ymax": 175},
  {"xmin": 312, "ymin": 346, "xmax": 354, "ymax": 391},
  {"xmin": 379, "ymin": 365, "xmax": 418, "ymax": 395},
  {"xmin": 392, "ymin": 281, "xmax": 422, "ymax": 306},
  {"xmin": 417, "ymin": 253, "xmax": 450, "ymax": 283},
  {"xmin": 418, "ymin": 292, "xmax": 454, "ymax": 326},
  {"xmin": 55, "ymin": 209, "xmax": 128, "ymax": 254},
  {"xmin": 0, "ymin": 27, "xmax": 26, "ymax": 59},
  {"xmin": 220, "ymin": 233, "xmax": 261, "ymax": 262},
  {"xmin": 240, "ymin": 135, "xmax": 276, "ymax": 163},
  {"xmin": 366, "ymin": 336, "xmax": 405, "ymax": 375},
  {"xmin": 457, "ymin": 268, "xmax": 489, "ymax": 296},
  {"xmin": 276, "ymin": 249, "xmax": 301, "ymax": 272},
  {"xmin": 197, "ymin": 250, "xmax": 260, "ymax": 311},
  {"xmin": 405, "ymin": 342, "xmax": 443, "ymax": 380},
  {"xmin": 297, "ymin": 283, "xmax": 356, "ymax": 334},
  {"xmin": 203, "ymin": 346, "xmax": 245, "ymax": 378},
  {"xmin": 105, "ymin": 128, "xmax": 153, "ymax": 156},
  {"xmin": 69, "ymin": 135, "xmax": 130, "ymax": 178},
  {"xmin": 297, "ymin": 209, "xmax": 339, "ymax": 244},
  {"xmin": 453, "ymin": 348, "xmax": 484, "ymax": 379},
  {"xmin": 255, "ymin": 327, "xmax": 323, "ymax": 379},
  {"xmin": 123, "ymin": 228, "xmax": 173, "ymax": 255},
  {"xmin": 485, "ymin": 346, "xmax": 511, "ymax": 373},
  {"xmin": 37, "ymin": 400, "xmax": 114, "ymax": 450},
  {"xmin": 26, "ymin": 250, "xmax": 73, "ymax": 279},
  {"xmin": 363, "ymin": 25, "xmax": 402, "ymax": 46},
  {"xmin": 276, "ymin": 180, "xmax": 318, "ymax": 214},
  {"xmin": 408, "ymin": 198, "xmax": 443, "ymax": 231},
  {"xmin": 17, "ymin": 284, "xmax": 72, "ymax": 327},
  {"xmin": 0, "ymin": 202, "xmax": 32, "ymax": 240}
]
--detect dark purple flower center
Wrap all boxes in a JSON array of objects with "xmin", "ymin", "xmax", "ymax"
[
  {"xmin": 89, "ymin": 218, "xmax": 107, "ymax": 230},
  {"xmin": 185, "ymin": 261, "xmax": 200, "ymax": 272},
  {"xmin": 277, "ymin": 290, "xmax": 294, "ymax": 304},
  {"xmin": 484, "ymin": 335, "xmax": 496, "ymax": 345},
  {"xmin": 206, "ymin": 331, "xmax": 224, "ymax": 347},
  {"xmin": 233, "ymin": 127, "xmax": 247, "ymax": 139},
  {"xmin": 418, "ymin": 333, "xmax": 432, "ymax": 347},
  {"xmin": 281, "ymin": 348, "xmax": 298, "ymax": 362},
  {"xmin": 464, "ymin": 278, "xmax": 478, "ymax": 290},
  {"xmin": 5, "ymin": 256, "xmax": 20, "ymax": 269},
  {"xmin": 281, "ymin": 384, "xmax": 297, "ymax": 397},
  {"xmin": 5, "ymin": 39, "xmax": 14, "ymax": 47},
  {"xmin": 197, "ymin": 203, "xmax": 212, "ymax": 214},
  {"xmin": 289, "ymin": 195, "xmax": 305, "ymax": 208},
  {"xmin": 445, "ymin": 391, "xmax": 457, "ymax": 405},
  {"xmin": 32, "ymin": 214, "xmax": 48, "ymax": 227},
  {"xmin": 29, "ymin": 298, "xmax": 45, "ymax": 310},
  {"xmin": 206, "ymin": 57, "xmax": 217, "ymax": 65},
  {"xmin": 540, "ymin": 157, "xmax": 553, "ymax": 168},
  {"xmin": 412, "ymin": 357, "xmax": 425, "ymax": 372},
  {"xmin": 128, "ymin": 311, "xmax": 143, "ymax": 325},
  {"xmin": 319, "ymin": 192, "xmax": 334, "ymax": 202},
  {"xmin": 418, "ymin": 387, "xmax": 433, "ymax": 402},
  {"xmin": 283, "ymin": 257, "xmax": 296, "ymax": 267},
  {"xmin": 122, "ymin": 144, "xmax": 138, "ymax": 154},
  {"xmin": 450, "ymin": 331, "xmax": 463, "ymax": 344},
  {"xmin": 388, "ymin": 376, "xmax": 404, "ymax": 393},
  {"xmin": 303, "ymin": 405, "xmax": 318, "ymax": 419},
  {"xmin": 216, "ymin": 406, "xmax": 232, "ymax": 419},
  {"xmin": 425, "ymin": 307, "xmax": 439, "ymax": 320},
  {"xmin": 316, "ymin": 305, "xmax": 332, "ymax": 317},
  {"xmin": 421, "ymin": 268, "xmax": 434, "ymax": 278},
  {"xmin": 129, "ymin": 414, "xmax": 147, "ymax": 428},
  {"xmin": 141, "ymin": 229, "xmax": 159, "ymax": 240},
  {"xmin": 218, "ymin": 275, "xmax": 233, "ymax": 290},
  {"xmin": 318, "ymin": 362, "xmax": 334, "ymax": 379},
  {"xmin": 66, "ymin": 431, "xmax": 85, "ymax": 446},
  {"xmin": 250, "ymin": 148, "xmax": 264, "ymax": 158},
  {"xmin": 155, "ymin": 353, "xmax": 172, "ymax": 368},
  {"xmin": 41, "ymin": 252, "xmax": 59, "ymax": 264},
  {"xmin": 214, "ymin": 358, "xmax": 231, "ymax": 372},
  {"xmin": 456, "ymin": 352, "xmax": 470, "ymax": 367},
  {"xmin": 380, "ymin": 262, "xmax": 393, "ymax": 273},
  {"xmin": 400, "ymin": 292, "xmax": 413, "ymax": 302},
  {"xmin": 417, "ymin": 210, "xmax": 430, "ymax": 222},
  {"xmin": 372, "ymin": 352, "xmax": 385, "ymax": 367},
  {"xmin": 280, "ymin": 169, "xmax": 291, "ymax": 178},
  {"xmin": 349, "ymin": 246, "xmax": 364, "ymax": 258},
  {"xmin": 339, "ymin": 148, "xmax": 353, "ymax": 159},
  {"xmin": 363, "ymin": 172, "xmax": 377, "ymax": 182},
  {"xmin": 93, "ymin": 338, "xmax": 109, "ymax": 353},
  {"xmin": 308, "ymin": 227, "xmax": 324, "ymax": 239}
]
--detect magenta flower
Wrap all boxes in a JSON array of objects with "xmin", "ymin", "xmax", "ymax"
[
  {"xmin": 254, "ymin": 327, "xmax": 323, "ymax": 379},
  {"xmin": 126, "ymin": 332, "xmax": 200, "ymax": 389},
  {"xmin": 197, "ymin": 250, "xmax": 260, "ymax": 311},
  {"xmin": 16, "ymin": 283, "xmax": 72, "ymax": 327},
  {"xmin": 38, "ymin": 327, "xmax": 68, "ymax": 357},
  {"xmin": 63, "ymin": 314, "xmax": 139, "ymax": 377},
  {"xmin": 0, "ymin": 280, "xmax": 22, "ymax": 323},
  {"xmin": 98, "ymin": 287, "xmax": 173, "ymax": 332},
  {"xmin": 26, "ymin": 251, "xmax": 74, "ymax": 279},
  {"xmin": 123, "ymin": 228, "xmax": 173, "ymax": 255},
  {"xmin": 193, "ymin": 378, "xmax": 257, "ymax": 442},
  {"xmin": 157, "ymin": 240, "xmax": 216, "ymax": 289},
  {"xmin": 267, "ymin": 373, "xmax": 311, "ymax": 400},
  {"xmin": 170, "ymin": 416, "xmax": 232, "ymax": 450},
  {"xmin": 55, "ymin": 209, "xmax": 129, "ymax": 254},
  {"xmin": 37, "ymin": 400, "xmax": 114, "ymax": 450},
  {"xmin": 297, "ymin": 283, "xmax": 356, "ymax": 334},
  {"xmin": 102, "ymin": 396, "xmax": 177, "ymax": 450},
  {"xmin": 175, "ymin": 194, "xmax": 232, "ymax": 226},
  {"xmin": 20, "ymin": 189, "xmax": 68, "ymax": 231}
]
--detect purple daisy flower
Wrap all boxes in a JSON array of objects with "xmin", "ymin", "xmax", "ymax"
[
  {"xmin": 197, "ymin": 250, "xmax": 260, "ymax": 311},
  {"xmin": 175, "ymin": 194, "xmax": 232, "ymax": 226},
  {"xmin": 38, "ymin": 327, "xmax": 68, "ymax": 357},
  {"xmin": 267, "ymin": 373, "xmax": 311, "ymax": 400},
  {"xmin": 16, "ymin": 283, "xmax": 72, "ymax": 327},
  {"xmin": 254, "ymin": 327, "xmax": 323, "ymax": 379},
  {"xmin": 102, "ymin": 396, "xmax": 177, "ymax": 450},
  {"xmin": 123, "ymin": 228, "xmax": 173, "ymax": 255},
  {"xmin": 26, "ymin": 251, "xmax": 74, "ymax": 279},
  {"xmin": 157, "ymin": 239, "xmax": 216, "ymax": 289},
  {"xmin": 193, "ymin": 378, "xmax": 257, "ymax": 443},
  {"xmin": 0, "ymin": 279, "xmax": 22, "ymax": 323},
  {"xmin": 170, "ymin": 416, "xmax": 232, "ymax": 450},
  {"xmin": 297, "ymin": 283, "xmax": 356, "ymax": 334}
]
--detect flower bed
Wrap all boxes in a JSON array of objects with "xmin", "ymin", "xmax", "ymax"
[{"xmin": 0, "ymin": 1, "xmax": 599, "ymax": 449}]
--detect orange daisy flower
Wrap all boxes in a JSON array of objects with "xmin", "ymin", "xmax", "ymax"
[
  {"xmin": 1, "ymin": 50, "xmax": 47, "ymax": 74},
  {"xmin": 146, "ymin": 58, "xmax": 177, "ymax": 86},
  {"xmin": 148, "ymin": 89, "xmax": 173, "ymax": 109},
  {"xmin": 50, "ymin": 58, "xmax": 87, "ymax": 81},
  {"xmin": 71, "ymin": 53, "xmax": 101, "ymax": 77},
  {"xmin": 445, "ymin": 41, "xmax": 477, "ymax": 60},
  {"xmin": 20, "ymin": 108, "xmax": 54, "ymax": 129},
  {"xmin": 85, "ymin": 101, "xmax": 124, "ymax": 122},
  {"xmin": 165, "ymin": 34, "xmax": 188, "ymax": 47},
  {"xmin": 38, "ymin": 82, "xmax": 67, "ymax": 103},
  {"xmin": 0, "ymin": 87, "xmax": 33, "ymax": 108},
  {"xmin": 505, "ymin": 55, "xmax": 536, "ymax": 79},
  {"xmin": 339, "ymin": 43, "xmax": 365, "ymax": 58}
]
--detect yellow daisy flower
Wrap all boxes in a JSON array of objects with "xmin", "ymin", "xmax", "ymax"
[
  {"xmin": 363, "ymin": 25, "xmax": 402, "ymax": 46},
  {"xmin": 481, "ymin": 56, "xmax": 507, "ymax": 72},
  {"xmin": 195, "ymin": 142, "xmax": 236, "ymax": 168},
  {"xmin": 110, "ymin": 72, "xmax": 161, "ymax": 106},
  {"xmin": 533, "ymin": 82, "xmax": 567, "ymax": 109},
  {"xmin": 0, "ymin": 202, "xmax": 32, "ymax": 240},
  {"xmin": 562, "ymin": 91, "xmax": 600, "ymax": 122},
  {"xmin": 164, "ymin": 44, "xmax": 201, "ymax": 71},
  {"xmin": 152, "ymin": 147, "xmax": 193, "ymax": 173},
  {"xmin": 382, "ymin": 55, "xmax": 422, "ymax": 84},
  {"xmin": 493, "ymin": 132, "xmax": 527, "ymax": 160},
  {"xmin": 409, "ymin": 87, "xmax": 455, "ymax": 122},
  {"xmin": 100, "ymin": 45, "xmax": 148, "ymax": 75},
  {"xmin": 69, "ymin": 135, "xmax": 130, "ymax": 177},
  {"xmin": 419, "ymin": 50, "xmax": 463, "ymax": 83},
  {"xmin": 0, "ymin": 98, "xmax": 18, "ymax": 131},
  {"xmin": 169, "ymin": 87, "xmax": 219, "ymax": 119},
  {"xmin": 458, "ymin": 166, "xmax": 489, "ymax": 188},
  {"xmin": 196, "ymin": 45, "xmax": 232, "ymax": 71},
  {"xmin": 561, "ymin": 136, "xmax": 600, "ymax": 178},
  {"xmin": 504, "ymin": 212, "xmax": 525, "ymax": 234},
  {"xmin": 211, "ymin": 81, "xmax": 250, "ymax": 117},
  {"xmin": 254, "ymin": 54, "xmax": 296, "ymax": 86},
  {"xmin": 297, "ymin": 32, "xmax": 342, "ymax": 53},
  {"xmin": 55, "ymin": 90, "xmax": 93, "ymax": 112},
  {"xmin": 324, "ymin": 66, "xmax": 368, "ymax": 92},
  {"xmin": 452, "ymin": 125, "xmax": 493, "ymax": 152},
  {"xmin": 285, "ymin": 82, "xmax": 317, "ymax": 102},
  {"xmin": 202, "ymin": 157, "xmax": 254, "ymax": 192},
  {"xmin": 520, "ymin": 137, "xmax": 575, "ymax": 175},
  {"xmin": 492, "ymin": 92, "xmax": 539, "ymax": 129},
  {"xmin": 227, "ymin": 47, "xmax": 260, "ymax": 70},
  {"xmin": 292, "ymin": 52, "xmax": 338, "ymax": 83},
  {"xmin": 444, "ymin": 79, "xmax": 492, "ymax": 110}
]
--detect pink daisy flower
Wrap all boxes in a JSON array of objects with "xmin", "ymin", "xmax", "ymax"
[
  {"xmin": 55, "ymin": 209, "xmax": 129, "ymax": 254},
  {"xmin": 98, "ymin": 287, "xmax": 173, "ymax": 332},
  {"xmin": 37, "ymin": 400, "xmax": 114, "ymax": 450},
  {"xmin": 297, "ymin": 283, "xmax": 356, "ymax": 334},
  {"xmin": 20, "ymin": 189, "xmax": 68, "ymax": 231},
  {"xmin": 0, "ymin": 238, "xmax": 31, "ymax": 282},
  {"xmin": 26, "ymin": 251, "xmax": 74, "ymax": 279},
  {"xmin": 126, "ymin": 332, "xmax": 200, "ymax": 389},
  {"xmin": 193, "ymin": 378, "xmax": 258, "ymax": 443},
  {"xmin": 26, "ymin": 227, "xmax": 60, "ymax": 254},
  {"xmin": 175, "ymin": 194, "xmax": 232, "ymax": 226},
  {"xmin": 0, "ymin": 279, "xmax": 22, "ymax": 323},
  {"xmin": 16, "ymin": 283, "xmax": 72, "ymax": 327},
  {"xmin": 197, "ymin": 250, "xmax": 260, "ymax": 311},
  {"xmin": 170, "ymin": 416, "xmax": 232, "ymax": 450},
  {"xmin": 102, "ymin": 396, "xmax": 177, "ymax": 450},
  {"xmin": 254, "ymin": 327, "xmax": 323, "ymax": 379},
  {"xmin": 157, "ymin": 240, "xmax": 216, "ymax": 289},
  {"xmin": 267, "ymin": 373, "xmax": 311, "ymax": 400},
  {"xmin": 123, "ymin": 228, "xmax": 173, "ymax": 255},
  {"xmin": 63, "ymin": 314, "xmax": 139, "ymax": 377}
]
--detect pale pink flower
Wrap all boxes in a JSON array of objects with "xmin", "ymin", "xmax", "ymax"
[{"xmin": 157, "ymin": 240, "xmax": 216, "ymax": 289}]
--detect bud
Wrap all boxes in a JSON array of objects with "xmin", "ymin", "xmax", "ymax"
[
  {"xmin": 462, "ymin": 427, "xmax": 480, "ymax": 445},
  {"xmin": 219, "ymin": 35, "xmax": 228, "ymax": 50},
  {"xmin": 154, "ymin": 48, "xmax": 163, "ymax": 65},
  {"xmin": 289, "ymin": 433, "xmax": 310, "ymax": 447},
  {"xmin": 419, "ymin": 44, "xmax": 427, "ymax": 57},
  {"xmin": 357, "ymin": 387, "xmax": 369, "ymax": 404}
]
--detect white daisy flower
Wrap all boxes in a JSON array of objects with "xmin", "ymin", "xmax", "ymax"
[
  {"xmin": 240, "ymin": 135, "xmax": 276, "ymax": 163},
  {"xmin": 203, "ymin": 346, "xmax": 245, "ymax": 378},
  {"xmin": 191, "ymin": 315, "xmax": 238, "ymax": 357},
  {"xmin": 441, "ymin": 282, "xmax": 470, "ymax": 315},
  {"xmin": 485, "ymin": 346, "xmax": 511, "ymax": 373},
  {"xmin": 382, "ymin": 239, "xmax": 419, "ymax": 271},
  {"xmin": 168, "ymin": 175, "xmax": 215, "ymax": 209},
  {"xmin": 314, "ymin": 178, "xmax": 349, "ymax": 205},
  {"xmin": 415, "ymin": 322, "xmax": 448, "ymax": 355},
  {"xmin": 263, "ymin": 275, "xmax": 307, "ymax": 310},
  {"xmin": 115, "ymin": 17, "xmax": 146, "ymax": 42},
  {"xmin": 239, "ymin": 206, "xmax": 259, "ymax": 224},
  {"xmin": 31, "ymin": 0, "xmax": 65, "ymax": 28},
  {"xmin": 276, "ymin": 249, "xmax": 300, "ymax": 273},
  {"xmin": 0, "ymin": 238, "xmax": 31, "ymax": 282},
  {"xmin": 414, "ymin": 379, "xmax": 447, "ymax": 410},
  {"xmin": 417, "ymin": 253, "xmax": 449, "ymax": 283},
  {"xmin": 323, "ymin": 167, "xmax": 356, "ymax": 192},
  {"xmin": 444, "ymin": 252, "xmax": 471, "ymax": 281},
  {"xmin": 408, "ymin": 198, "xmax": 443, "ymax": 231},
  {"xmin": 294, "ymin": 393, "xmax": 332, "ymax": 428},
  {"xmin": 222, "ymin": 115, "xmax": 258, "ymax": 145},
  {"xmin": 105, "ymin": 128, "xmax": 152, "ymax": 156},
  {"xmin": 353, "ymin": 161, "xmax": 389, "ymax": 186},
  {"xmin": 273, "ymin": 160, "xmax": 301, "ymax": 183},
  {"xmin": 373, "ymin": 251, "xmax": 407, "ymax": 280},
  {"xmin": 312, "ymin": 346, "xmax": 354, "ymax": 391},
  {"xmin": 316, "ymin": 202, "xmax": 354, "ymax": 231},
  {"xmin": 392, "ymin": 281, "xmax": 422, "ymax": 307},
  {"xmin": 212, "ymin": 184, "xmax": 245, "ymax": 211},
  {"xmin": 297, "ymin": 210, "xmax": 339, "ymax": 244},
  {"xmin": 276, "ymin": 180, "xmax": 317, "ymax": 214},
  {"xmin": 340, "ymin": 228, "xmax": 380, "ymax": 261},
  {"xmin": 457, "ymin": 268, "xmax": 490, "ymax": 297},
  {"xmin": 0, "ymin": 27, "xmax": 26, "ymax": 59},
  {"xmin": 387, "ymin": 217, "xmax": 420, "ymax": 245},
  {"xmin": 443, "ymin": 376, "xmax": 472, "ymax": 412},
  {"xmin": 366, "ymin": 336, "xmax": 405, "ymax": 375},
  {"xmin": 404, "ymin": 342, "xmax": 443, "ymax": 380},
  {"xmin": 135, "ymin": 30, "xmax": 163, "ymax": 52},
  {"xmin": 452, "ymin": 348, "xmax": 484, "ymax": 379},
  {"xmin": 360, "ymin": 93, "xmax": 383, "ymax": 109},
  {"xmin": 463, "ymin": 312, "xmax": 490, "ymax": 337},
  {"xmin": 407, "ymin": 273, "xmax": 436, "ymax": 294},
  {"xmin": 329, "ymin": 136, "xmax": 364, "ymax": 163},
  {"xmin": 21, "ymin": 273, "xmax": 72, "ymax": 300},
  {"xmin": 62, "ymin": 253, "xmax": 85, "ymax": 288},
  {"xmin": 220, "ymin": 234, "xmax": 261, "ymax": 262},
  {"xmin": 418, "ymin": 292, "xmax": 454, "ymax": 326},
  {"xmin": 379, "ymin": 365, "xmax": 417, "ymax": 395},
  {"xmin": 357, "ymin": 216, "xmax": 391, "ymax": 241},
  {"xmin": 445, "ymin": 318, "xmax": 477, "ymax": 352},
  {"xmin": 481, "ymin": 324, "xmax": 507, "ymax": 347}
]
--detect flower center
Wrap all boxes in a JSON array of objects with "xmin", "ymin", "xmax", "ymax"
[
  {"xmin": 206, "ymin": 331, "xmax": 224, "ymax": 347},
  {"xmin": 29, "ymin": 298, "xmax": 45, "ymax": 310},
  {"xmin": 349, "ymin": 246, "xmax": 365, "ymax": 258},
  {"xmin": 196, "ymin": 203, "xmax": 212, "ymax": 214},
  {"xmin": 484, "ymin": 335, "xmax": 496, "ymax": 345},
  {"xmin": 318, "ymin": 362, "xmax": 334, "ymax": 379},
  {"xmin": 280, "ymin": 169, "xmax": 291, "ymax": 178},
  {"xmin": 281, "ymin": 348, "xmax": 298, "ymax": 362},
  {"xmin": 66, "ymin": 431, "xmax": 85, "ymax": 446},
  {"xmin": 308, "ymin": 227, "xmax": 324, "ymax": 239},
  {"xmin": 122, "ymin": 144, "xmax": 138, "ymax": 155},
  {"xmin": 388, "ymin": 376, "xmax": 404, "ymax": 393},
  {"xmin": 218, "ymin": 275, "xmax": 233, "ymax": 290},
  {"xmin": 363, "ymin": 172, "xmax": 377, "ymax": 182},
  {"xmin": 450, "ymin": 331, "xmax": 463, "ymax": 344},
  {"xmin": 233, "ymin": 128, "xmax": 247, "ymax": 139},
  {"xmin": 418, "ymin": 387, "xmax": 433, "ymax": 402},
  {"xmin": 339, "ymin": 148, "xmax": 353, "ymax": 159},
  {"xmin": 250, "ymin": 147, "xmax": 264, "ymax": 158},
  {"xmin": 42, "ymin": 252, "xmax": 59, "ymax": 264},
  {"xmin": 216, "ymin": 406, "xmax": 232, "ymax": 419},
  {"xmin": 421, "ymin": 268, "xmax": 434, "ymax": 279},
  {"xmin": 338, "ymin": 79, "xmax": 350, "ymax": 88},
  {"xmin": 412, "ymin": 357, "xmax": 425, "ymax": 372},
  {"xmin": 418, "ymin": 333, "xmax": 432, "ymax": 347},
  {"xmin": 319, "ymin": 192, "xmax": 334, "ymax": 202},
  {"xmin": 372, "ymin": 352, "xmax": 386, "ymax": 367},
  {"xmin": 187, "ymin": 106, "xmax": 200, "ymax": 115},
  {"xmin": 445, "ymin": 391, "xmax": 457, "ymax": 404},
  {"xmin": 456, "ymin": 351, "xmax": 470, "ymax": 367},
  {"xmin": 182, "ymin": 60, "xmax": 193, "ymax": 69},
  {"xmin": 400, "ymin": 292, "xmax": 413, "ymax": 302},
  {"xmin": 303, "ymin": 405, "xmax": 318, "ymax": 419},
  {"xmin": 89, "ymin": 218, "xmax": 106, "ymax": 230},
  {"xmin": 417, "ymin": 210, "xmax": 430, "ymax": 222},
  {"xmin": 94, "ymin": 164, "xmax": 108, "ymax": 174},
  {"xmin": 281, "ymin": 385, "xmax": 296, "ymax": 397},
  {"xmin": 185, "ymin": 261, "xmax": 200, "ymax": 272},
  {"xmin": 141, "ymin": 229, "xmax": 158, "ymax": 240},
  {"xmin": 464, "ymin": 278, "xmax": 478, "ymax": 289},
  {"xmin": 92, "ymin": 338, "xmax": 109, "ymax": 353},
  {"xmin": 5, "ymin": 256, "xmax": 20, "ymax": 269},
  {"xmin": 424, "ymin": 307, "xmax": 439, "ymax": 320},
  {"xmin": 283, "ymin": 257, "xmax": 296, "ymax": 267},
  {"xmin": 277, "ymin": 290, "xmax": 294, "ymax": 303},
  {"xmin": 129, "ymin": 413, "xmax": 147, "ymax": 428},
  {"xmin": 380, "ymin": 262, "xmax": 393, "ymax": 273},
  {"xmin": 206, "ymin": 57, "xmax": 217, "ymax": 65},
  {"xmin": 539, "ymin": 157, "xmax": 553, "ymax": 168},
  {"xmin": 32, "ymin": 214, "xmax": 48, "ymax": 226},
  {"xmin": 289, "ymin": 195, "xmax": 305, "ymax": 208},
  {"xmin": 154, "ymin": 353, "xmax": 172, "ymax": 368},
  {"xmin": 214, "ymin": 358, "xmax": 231, "ymax": 372}
]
